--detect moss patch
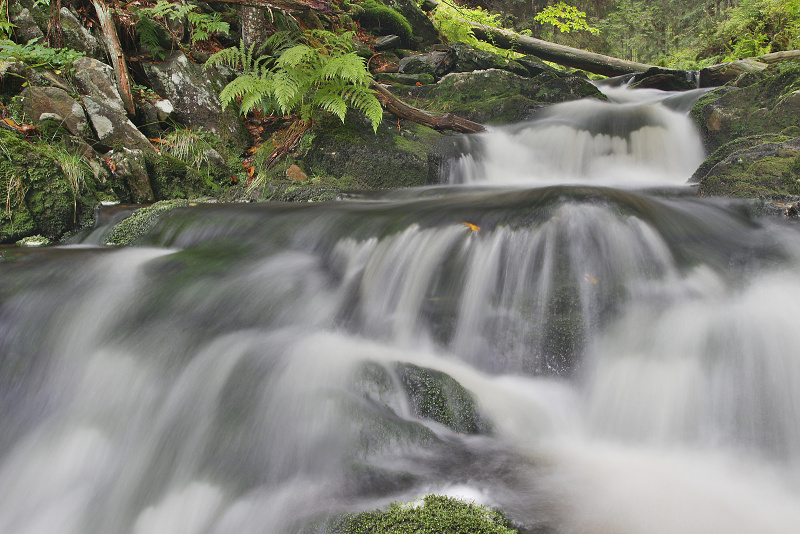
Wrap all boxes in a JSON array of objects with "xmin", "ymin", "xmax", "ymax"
[
  {"xmin": 329, "ymin": 494, "xmax": 517, "ymax": 534},
  {"xmin": 104, "ymin": 199, "xmax": 190, "ymax": 245},
  {"xmin": 352, "ymin": 0, "xmax": 413, "ymax": 45}
]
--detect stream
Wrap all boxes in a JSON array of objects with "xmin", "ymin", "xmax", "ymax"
[{"xmin": 1, "ymin": 86, "xmax": 799, "ymax": 533}]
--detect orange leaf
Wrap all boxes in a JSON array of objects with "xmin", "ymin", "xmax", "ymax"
[
  {"xmin": 461, "ymin": 222, "xmax": 480, "ymax": 232},
  {"xmin": 584, "ymin": 273, "xmax": 598, "ymax": 284}
]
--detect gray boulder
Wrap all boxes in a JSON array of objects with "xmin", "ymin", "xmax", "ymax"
[
  {"xmin": 10, "ymin": 7, "xmax": 43, "ymax": 43},
  {"xmin": 58, "ymin": 7, "xmax": 103, "ymax": 58},
  {"xmin": 73, "ymin": 57, "xmax": 127, "ymax": 113},
  {"xmin": 142, "ymin": 52, "xmax": 249, "ymax": 150},
  {"xmin": 81, "ymin": 96, "xmax": 154, "ymax": 152},
  {"xmin": 110, "ymin": 149, "xmax": 155, "ymax": 203},
  {"xmin": 20, "ymin": 86, "xmax": 88, "ymax": 136}
]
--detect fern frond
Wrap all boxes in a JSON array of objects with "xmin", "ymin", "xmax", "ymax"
[
  {"xmin": 135, "ymin": 17, "xmax": 168, "ymax": 61},
  {"xmin": 204, "ymin": 42, "xmax": 246, "ymax": 71},
  {"xmin": 272, "ymin": 70, "xmax": 302, "ymax": 114},
  {"xmin": 218, "ymin": 74, "xmax": 262, "ymax": 108},
  {"xmin": 346, "ymin": 85, "xmax": 384, "ymax": 132},
  {"xmin": 319, "ymin": 53, "xmax": 370, "ymax": 84},
  {"xmin": 313, "ymin": 88, "xmax": 348, "ymax": 123},
  {"xmin": 277, "ymin": 44, "xmax": 316, "ymax": 68}
]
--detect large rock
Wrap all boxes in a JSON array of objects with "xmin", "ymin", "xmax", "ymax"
[
  {"xmin": 690, "ymin": 60, "xmax": 800, "ymax": 154},
  {"xmin": 58, "ymin": 7, "xmax": 103, "ymax": 58},
  {"xmin": 142, "ymin": 52, "xmax": 249, "ymax": 150},
  {"xmin": 10, "ymin": 7, "xmax": 43, "ymax": 43},
  {"xmin": 20, "ymin": 86, "xmax": 88, "ymax": 136},
  {"xmin": 691, "ymin": 136, "xmax": 800, "ymax": 199},
  {"xmin": 72, "ymin": 57, "xmax": 127, "ymax": 114},
  {"xmin": 81, "ymin": 96, "xmax": 154, "ymax": 152},
  {"xmin": 110, "ymin": 149, "xmax": 155, "ymax": 203},
  {"xmin": 382, "ymin": 0, "xmax": 440, "ymax": 45},
  {"xmin": 408, "ymin": 69, "xmax": 606, "ymax": 124}
]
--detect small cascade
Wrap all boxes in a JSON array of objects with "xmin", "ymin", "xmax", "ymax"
[{"xmin": 448, "ymin": 87, "xmax": 707, "ymax": 187}]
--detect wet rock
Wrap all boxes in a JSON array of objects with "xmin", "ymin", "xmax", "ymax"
[
  {"xmin": 375, "ymin": 72, "xmax": 435, "ymax": 85},
  {"xmin": 691, "ymin": 136, "xmax": 800, "ymax": 198},
  {"xmin": 20, "ymin": 86, "xmax": 88, "ymax": 136},
  {"xmin": 383, "ymin": 0, "xmax": 440, "ymax": 45},
  {"xmin": 110, "ymin": 149, "xmax": 155, "ymax": 204},
  {"xmin": 142, "ymin": 52, "xmax": 248, "ymax": 151},
  {"xmin": 396, "ymin": 363, "xmax": 490, "ymax": 434},
  {"xmin": 699, "ymin": 58, "xmax": 768, "ymax": 88},
  {"xmin": 631, "ymin": 67, "xmax": 697, "ymax": 91},
  {"xmin": 398, "ymin": 51, "xmax": 447, "ymax": 78}
]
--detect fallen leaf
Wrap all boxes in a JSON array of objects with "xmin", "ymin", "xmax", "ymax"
[
  {"xmin": 584, "ymin": 273, "xmax": 598, "ymax": 284},
  {"xmin": 461, "ymin": 222, "xmax": 480, "ymax": 232}
]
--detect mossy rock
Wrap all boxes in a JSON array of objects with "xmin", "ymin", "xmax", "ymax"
[
  {"xmin": 408, "ymin": 69, "xmax": 605, "ymax": 125},
  {"xmin": 300, "ymin": 112, "xmax": 448, "ymax": 189},
  {"xmin": 104, "ymin": 199, "xmax": 191, "ymax": 245},
  {"xmin": 352, "ymin": 0, "xmax": 413, "ymax": 45},
  {"xmin": 0, "ymin": 129, "xmax": 101, "ymax": 243},
  {"xmin": 691, "ymin": 60, "xmax": 800, "ymax": 154},
  {"xmin": 692, "ymin": 136, "xmax": 800, "ymax": 199},
  {"xmin": 396, "ymin": 363, "xmax": 490, "ymax": 434}
]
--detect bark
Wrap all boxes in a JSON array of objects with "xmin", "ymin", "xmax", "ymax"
[
  {"xmin": 756, "ymin": 50, "xmax": 800, "ymax": 64},
  {"xmin": 370, "ymin": 81, "xmax": 485, "ymax": 134},
  {"xmin": 466, "ymin": 21, "xmax": 656, "ymax": 77},
  {"xmin": 91, "ymin": 0, "xmax": 135, "ymax": 116}
]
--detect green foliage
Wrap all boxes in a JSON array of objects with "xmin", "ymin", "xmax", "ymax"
[
  {"xmin": 534, "ymin": 2, "xmax": 599, "ymax": 34},
  {"xmin": 714, "ymin": 0, "xmax": 800, "ymax": 60},
  {"xmin": 47, "ymin": 145, "xmax": 90, "ymax": 221},
  {"xmin": 431, "ymin": 2, "xmax": 522, "ymax": 58},
  {"xmin": 163, "ymin": 127, "xmax": 215, "ymax": 172},
  {"xmin": 329, "ymin": 494, "xmax": 517, "ymax": 534},
  {"xmin": 208, "ymin": 31, "xmax": 383, "ymax": 133},
  {"xmin": 0, "ymin": 38, "xmax": 84, "ymax": 71},
  {"xmin": 0, "ymin": 0, "xmax": 15, "ymax": 39}
]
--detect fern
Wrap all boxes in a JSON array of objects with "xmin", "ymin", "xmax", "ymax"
[
  {"xmin": 134, "ymin": 1, "xmax": 230, "ymax": 52},
  {"xmin": 135, "ymin": 17, "xmax": 168, "ymax": 61},
  {"xmin": 210, "ymin": 30, "xmax": 383, "ymax": 133}
]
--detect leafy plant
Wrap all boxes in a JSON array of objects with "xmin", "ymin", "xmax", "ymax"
[
  {"xmin": 534, "ymin": 2, "xmax": 599, "ymax": 35},
  {"xmin": 431, "ymin": 1, "xmax": 522, "ymax": 58},
  {"xmin": 0, "ymin": 38, "xmax": 84, "ymax": 71},
  {"xmin": 134, "ymin": 0, "xmax": 230, "ymax": 58},
  {"xmin": 163, "ymin": 127, "xmax": 215, "ymax": 171},
  {"xmin": 207, "ymin": 30, "xmax": 383, "ymax": 132},
  {"xmin": 47, "ymin": 145, "xmax": 90, "ymax": 222},
  {"xmin": 0, "ymin": 0, "xmax": 15, "ymax": 39}
]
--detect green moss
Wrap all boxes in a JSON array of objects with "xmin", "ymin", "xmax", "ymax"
[
  {"xmin": 104, "ymin": 199, "xmax": 190, "ymax": 246},
  {"xmin": 329, "ymin": 494, "xmax": 517, "ymax": 534},
  {"xmin": 352, "ymin": 0, "xmax": 413, "ymax": 44},
  {"xmin": 0, "ymin": 129, "xmax": 100, "ymax": 243}
]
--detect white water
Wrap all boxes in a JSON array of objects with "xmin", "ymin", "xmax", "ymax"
[{"xmin": 1, "ymin": 87, "xmax": 799, "ymax": 533}]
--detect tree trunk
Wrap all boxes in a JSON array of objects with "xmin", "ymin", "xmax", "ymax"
[
  {"xmin": 757, "ymin": 50, "xmax": 800, "ymax": 64},
  {"xmin": 92, "ymin": 0, "xmax": 135, "ymax": 116},
  {"xmin": 370, "ymin": 81, "xmax": 485, "ymax": 134},
  {"xmin": 466, "ymin": 21, "xmax": 657, "ymax": 77}
]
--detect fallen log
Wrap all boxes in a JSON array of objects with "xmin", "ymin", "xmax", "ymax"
[
  {"xmin": 756, "ymin": 50, "xmax": 800, "ymax": 64},
  {"xmin": 370, "ymin": 81, "xmax": 485, "ymax": 134},
  {"xmin": 465, "ymin": 21, "xmax": 655, "ymax": 77}
]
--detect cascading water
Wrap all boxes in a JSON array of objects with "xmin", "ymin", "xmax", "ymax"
[{"xmin": 1, "ymin": 87, "xmax": 799, "ymax": 533}]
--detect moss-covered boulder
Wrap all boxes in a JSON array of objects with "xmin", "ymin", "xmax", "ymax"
[
  {"xmin": 0, "ymin": 129, "xmax": 100, "ymax": 243},
  {"xmin": 261, "ymin": 112, "xmax": 450, "ymax": 193},
  {"xmin": 104, "ymin": 199, "xmax": 191, "ymax": 246},
  {"xmin": 408, "ymin": 69, "xmax": 606, "ymax": 125},
  {"xmin": 352, "ymin": 0, "xmax": 414, "ymax": 45},
  {"xmin": 691, "ymin": 136, "xmax": 800, "ymax": 199},
  {"xmin": 691, "ymin": 60, "xmax": 800, "ymax": 154}
]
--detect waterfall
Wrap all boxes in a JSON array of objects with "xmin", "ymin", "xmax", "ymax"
[{"xmin": 1, "ymin": 88, "xmax": 799, "ymax": 533}]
